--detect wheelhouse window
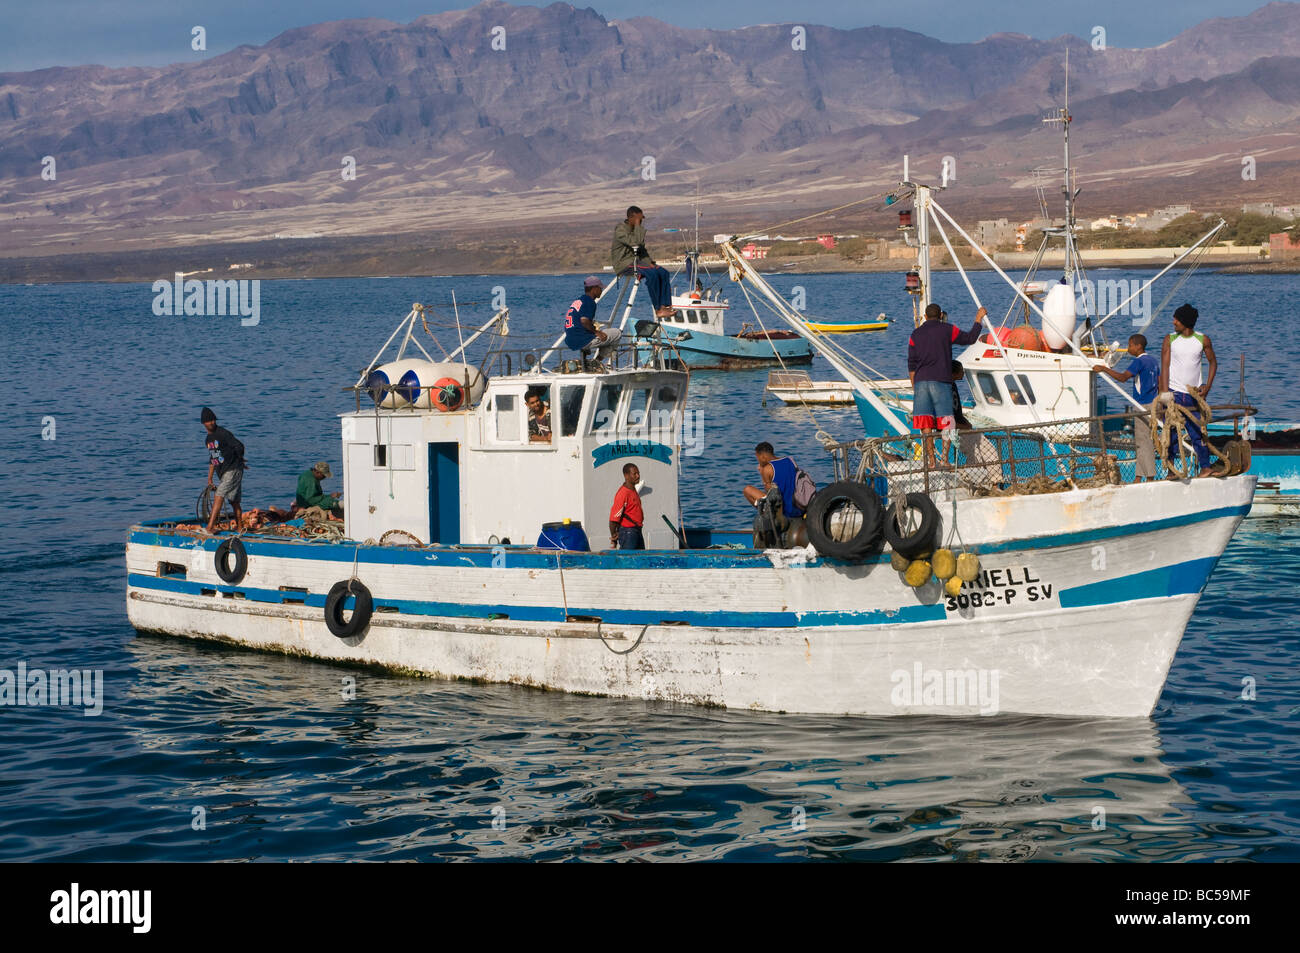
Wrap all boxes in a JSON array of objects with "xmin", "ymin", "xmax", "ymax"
[
  {"xmin": 559, "ymin": 384, "xmax": 586, "ymax": 437},
  {"xmin": 592, "ymin": 381, "xmax": 623, "ymax": 435},
  {"xmin": 525, "ymin": 385, "xmax": 552, "ymax": 444},
  {"xmin": 494, "ymin": 393, "xmax": 520, "ymax": 442},
  {"xmin": 1004, "ymin": 374, "xmax": 1035, "ymax": 405},
  {"xmin": 975, "ymin": 372, "xmax": 1003, "ymax": 406},
  {"xmin": 625, "ymin": 386, "xmax": 653, "ymax": 433},
  {"xmin": 650, "ymin": 382, "xmax": 681, "ymax": 432},
  {"xmin": 686, "ymin": 310, "xmax": 699, "ymax": 324}
]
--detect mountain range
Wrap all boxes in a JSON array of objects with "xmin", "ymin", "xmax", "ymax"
[{"xmin": 4, "ymin": 0, "xmax": 1300, "ymax": 266}]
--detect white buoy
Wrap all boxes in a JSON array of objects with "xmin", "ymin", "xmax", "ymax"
[
  {"xmin": 365, "ymin": 363, "xmax": 405, "ymax": 409},
  {"xmin": 367, "ymin": 359, "xmax": 486, "ymax": 410},
  {"xmin": 368, "ymin": 359, "xmax": 440, "ymax": 408},
  {"xmin": 1041, "ymin": 280, "xmax": 1077, "ymax": 350}
]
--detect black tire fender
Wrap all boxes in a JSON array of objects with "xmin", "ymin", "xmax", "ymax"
[
  {"xmin": 883, "ymin": 493, "xmax": 940, "ymax": 560},
  {"xmin": 324, "ymin": 580, "xmax": 374, "ymax": 639},
  {"xmin": 804, "ymin": 481, "xmax": 883, "ymax": 560},
  {"xmin": 214, "ymin": 538, "xmax": 248, "ymax": 584}
]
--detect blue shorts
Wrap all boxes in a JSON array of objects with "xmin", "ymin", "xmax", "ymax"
[
  {"xmin": 617, "ymin": 526, "xmax": 645, "ymax": 550},
  {"xmin": 911, "ymin": 380, "xmax": 954, "ymax": 431}
]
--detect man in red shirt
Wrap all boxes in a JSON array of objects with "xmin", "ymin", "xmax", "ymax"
[{"xmin": 608, "ymin": 463, "xmax": 645, "ymax": 550}]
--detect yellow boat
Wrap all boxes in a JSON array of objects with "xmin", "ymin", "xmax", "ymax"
[{"xmin": 803, "ymin": 318, "xmax": 889, "ymax": 333}]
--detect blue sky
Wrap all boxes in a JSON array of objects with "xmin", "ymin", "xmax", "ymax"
[{"xmin": 2, "ymin": 0, "xmax": 1281, "ymax": 72}]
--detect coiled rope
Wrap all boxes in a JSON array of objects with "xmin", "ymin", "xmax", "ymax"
[{"xmin": 1152, "ymin": 391, "xmax": 1227, "ymax": 479}]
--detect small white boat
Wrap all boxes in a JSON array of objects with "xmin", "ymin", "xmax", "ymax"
[{"xmin": 766, "ymin": 371, "xmax": 909, "ymax": 407}]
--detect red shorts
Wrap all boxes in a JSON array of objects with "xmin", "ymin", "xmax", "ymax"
[{"xmin": 912, "ymin": 414, "xmax": 954, "ymax": 432}]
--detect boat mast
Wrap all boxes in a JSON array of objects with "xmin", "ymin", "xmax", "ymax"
[
  {"xmin": 1043, "ymin": 49, "xmax": 1077, "ymax": 285},
  {"xmin": 694, "ymin": 185, "xmax": 701, "ymax": 255},
  {"xmin": 898, "ymin": 154, "xmax": 938, "ymax": 327}
]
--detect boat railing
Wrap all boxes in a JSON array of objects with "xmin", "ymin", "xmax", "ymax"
[
  {"xmin": 476, "ymin": 329, "xmax": 687, "ymax": 379},
  {"xmin": 825, "ymin": 403, "xmax": 1257, "ymax": 498},
  {"xmin": 767, "ymin": 369, "xmax": 814, "ymax": 389},
  {"xmin": 342, "ymin": 331, "xmax": 690, "ymax": 411}
]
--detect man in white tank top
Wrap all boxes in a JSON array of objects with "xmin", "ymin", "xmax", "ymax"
[{"xmin": 1159, "ymin": 303, "xmax": 1218, "ymax": 478}]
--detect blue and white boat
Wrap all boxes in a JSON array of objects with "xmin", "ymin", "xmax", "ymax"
[
  {"xmin": 648, "ymin": 294, "xmax": 813, "ymax": 369},
  {"xmin": 125, "ymin": 295, "xmax": 1255, "ymax": 718},
  {"xmin": 626, "ymin": 252, "xmax": 813, "ymax": 369}
]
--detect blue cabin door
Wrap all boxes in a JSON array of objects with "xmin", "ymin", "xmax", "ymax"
[{"xmin": 428, "ymin": 443, "xmax": 460, "ymax": 544}]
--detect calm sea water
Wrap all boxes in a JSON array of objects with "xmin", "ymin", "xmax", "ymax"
[{"xmin": 1, "ymin": 270, "xmax": 1297, "ymax": 862}]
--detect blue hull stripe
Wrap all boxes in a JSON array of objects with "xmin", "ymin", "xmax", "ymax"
[
  {"xmin": 129, "ymin": 502, "xmax": 1248, "ymax": 571},
  {"xmin": 129, "ymin": 545, "xmax": 1212, "ymax": 628},
  {"xmin": 1058, "ymin": 556, "xmax": 1220, "ymax": 609},
  {"xmin": 127, "ymin": 572, "xmax": 947, "ymax": 627}
]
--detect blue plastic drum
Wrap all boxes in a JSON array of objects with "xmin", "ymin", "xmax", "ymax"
[{"xmin": 537, "ymin": 521, "xmax": 590, "ymax": 551}]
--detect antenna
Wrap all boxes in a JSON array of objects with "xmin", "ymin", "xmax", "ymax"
[
  {"xmin": 694, "ymin": 180, "xmax": 701, "ymax": 253},
  {"xmin": 1042, "ymin": 48, "xmax": 1076, "ymax": 281}
]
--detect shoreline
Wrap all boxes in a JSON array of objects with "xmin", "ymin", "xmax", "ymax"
[{"xmin": 3, "ymin": 240, "xmax": 1296, "ymax": 285}]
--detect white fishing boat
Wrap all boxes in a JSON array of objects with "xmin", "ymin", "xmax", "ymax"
[{"xmin": 125, "ymin": 265, "xmax": 1256, "ymax": 717}]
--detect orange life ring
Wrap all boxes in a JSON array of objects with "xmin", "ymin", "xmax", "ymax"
[{"xmin": 432, "ymin": 377, "xmax": 465, "ymax": 411}]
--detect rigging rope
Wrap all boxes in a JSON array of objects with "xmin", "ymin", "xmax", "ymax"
[
  {"xmin": 733, "ymin": 277, "xmax": 833, "ymax": 445},
  {"xmin": 735, "ymin": 187, "xmax": 907, "ymax": 243}
]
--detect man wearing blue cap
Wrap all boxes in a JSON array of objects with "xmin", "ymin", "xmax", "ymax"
[{"xmin": 564, "ymin": 276, "xmax": 621, "ymax": 364}]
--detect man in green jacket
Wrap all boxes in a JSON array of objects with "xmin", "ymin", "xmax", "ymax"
[
  {"xmin": 611, "ymin": 206, "xmax": 676, "ymax": 318},
  {"xmin": 296, "ymin": 461, "xmax": 341, "ymax": 518}
]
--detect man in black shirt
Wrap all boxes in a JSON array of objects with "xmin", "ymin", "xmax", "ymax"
[{"xmin": 201, "ymin": 407, "xmax": 246, "ymax": 534}]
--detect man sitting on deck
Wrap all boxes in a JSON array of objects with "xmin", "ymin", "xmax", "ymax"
[
  {"xmin": 564, "ymin": 276, "xmax": 621, "ymax": 365},
  {"xmin": 742, "ymin": 442, "xmax": 806, "ymax": 519},
  {"xmin": 296, "ymin": 461, "xmax": 342, "ymax": 519},
  {"xmin": 611, "ymin": 206, "xmax": 677, "ymax": 319}
]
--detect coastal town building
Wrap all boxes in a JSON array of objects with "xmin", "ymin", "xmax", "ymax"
[
  {"xmin": 1270, "ymin": 230, "xmax": 1300, "ymax": 261},
  {"xmin": 1136, "ymin": 204, "xmax": 1194, "ymax": 230},
  {"xmin": 975, "ymin": 218, "xmax": 1016, "ymax": 247}
]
